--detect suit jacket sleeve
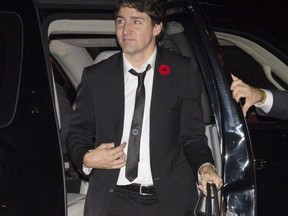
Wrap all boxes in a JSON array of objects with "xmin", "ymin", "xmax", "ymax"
[
  {"xmin": 180, "ymin": 57, "xmax": 214, "ymax": 178},
  {"xmin": 257, "ymin": 89, "xmax": 288, "ymax": 120},
  {"xmin": 65, "ymin": 67, "xmax": 96, "ymax": 174}
]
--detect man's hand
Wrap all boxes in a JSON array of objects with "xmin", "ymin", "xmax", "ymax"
[
  {"xmin": 230, "ymin": 74, "xmax": 265, "ymax": 117},
  {"xmin": 83, "ymin": 142, "xmax": 126, "ymax": 169},
  {"xmin": 198, "ymin": 164, "xmax": 223, "ymax": 194}
]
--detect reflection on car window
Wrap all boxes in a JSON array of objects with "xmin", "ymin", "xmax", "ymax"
[{"xmin": 0, "ymin": 12, "xmax": 23, "ymax": 128}]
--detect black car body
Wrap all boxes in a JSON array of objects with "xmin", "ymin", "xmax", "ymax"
[{"xmin": 0, "ymin": 0, "xmax": 287, "ymax": 215}]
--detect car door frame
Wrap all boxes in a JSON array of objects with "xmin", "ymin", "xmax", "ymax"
[{"xmin": 185, "ymin": 1, "xmax": 257, "ymax": 215}]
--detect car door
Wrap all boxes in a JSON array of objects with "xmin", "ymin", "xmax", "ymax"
[
  {"xmin": 188, "ymin": 2, "xmax": 256, "ymax": 215},
  {"xmin": 215, "ymin": 29, "xmax": 288, "ymax": 216},
  {"xmin": 199, "ymin": 2, "xmax": 288, "ymax": 215},
  {"xmin": 0, "ymin": 0, "xmax": 65, "ymax": 215}
]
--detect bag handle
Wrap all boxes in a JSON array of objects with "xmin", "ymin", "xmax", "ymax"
[
  {"xmin": 211, "ymin": 183, "xmax": 220, "ymax": 216},
  {"xmin": 194, "ymin": 183, "xmax": 220, "ymax": 216}
]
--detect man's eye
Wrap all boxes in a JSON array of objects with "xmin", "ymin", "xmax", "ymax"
[
  {"xmin": 117, "ymin": 19, "xmax": 124, "ymax": 24},
  {"xmin": 134, "ymin": 20, "xmax": 141, "ymax": 24}
]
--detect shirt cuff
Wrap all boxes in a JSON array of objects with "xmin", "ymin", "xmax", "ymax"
[
  {"xmin": 254, "ymin": 89, "xmax": 273, "ymax": 113},
  {"xmin": 83, "ymin": 164, "xmax": 92, "ymax": 175},
  {"xmin": 82, "ymin": 149, "xmax": 93, "ymax": 175}
]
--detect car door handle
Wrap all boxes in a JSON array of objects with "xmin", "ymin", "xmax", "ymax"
[{"xmin": 254, "ymin": 158, "xmax": 267, "ymax": 170}]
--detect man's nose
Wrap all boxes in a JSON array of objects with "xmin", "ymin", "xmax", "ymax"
[{"xmin": 122, "ymin": 22, "xmax": 132, "ymax": 34}]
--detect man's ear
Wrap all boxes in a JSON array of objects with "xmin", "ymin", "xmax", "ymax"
[{"xmin": 153, "ymin": 22, "xmax": 163, "ymax": 37}]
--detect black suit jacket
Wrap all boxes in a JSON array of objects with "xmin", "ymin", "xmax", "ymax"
[
  {"xmin": 66, "ymin": 48, "xmax": 214, "ymax": 216},
  {"xmin": 257, "ymin": 89, "xmax": 288, "ymax": 120}
]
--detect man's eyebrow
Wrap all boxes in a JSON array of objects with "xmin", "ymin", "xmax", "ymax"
[
  {"xmin": 115, "ymin": 15, "xmax": 145, "ymax": 20},
  {"xmin": 130, "ymin": 16, "xmax": 145, "ymax": 20},
  {"xmin": 116, "ymin": 15, "xmax": 124, "ymax": 19}
]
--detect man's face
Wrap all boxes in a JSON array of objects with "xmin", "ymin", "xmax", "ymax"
[{"xmin": 115, "ymin": 7, "xmax": 162, "ymax": 57}]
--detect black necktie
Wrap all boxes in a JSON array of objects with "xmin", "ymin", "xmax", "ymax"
[{"xmin": 125, "ymin": 64, "xmax": 151, "ymax": 182}]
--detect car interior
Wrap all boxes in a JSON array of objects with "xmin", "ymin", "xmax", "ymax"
[
  {"xmin": 47, "ymin": 18, "xmax": 223, "ymax": 215},
  {"xmin": 216, "ymin": 31, "xmax": 288, "ymax": 121},
  {"xmin": 217, "ymin": 31, "xmax": 288, "ymax": 89}
]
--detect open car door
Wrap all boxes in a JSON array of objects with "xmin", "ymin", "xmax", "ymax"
[{"xmin": 0, "ymin": 0, "xmax": 65, "ymax": 215}]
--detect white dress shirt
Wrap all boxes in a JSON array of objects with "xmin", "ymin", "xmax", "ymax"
[{"xmin": 116, "ymin": 49, "xmax": 157, "ymax": 186}]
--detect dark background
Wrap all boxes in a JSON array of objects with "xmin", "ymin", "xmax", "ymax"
[{"xmin": 201, "ymin": 0, "xmax": 288, "ymax": 55}]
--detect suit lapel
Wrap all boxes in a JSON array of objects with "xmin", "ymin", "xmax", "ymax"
[
  {"xmin": 150, "ymin": 49, "xmax": 175, "ymax": 152},
  {"xmin": 106, "ymin": 53, "xmax": 125, "ymax": 147},
  {"xmin": 115, "ymin": 54, "xmax": 125, "ymax": 146}
]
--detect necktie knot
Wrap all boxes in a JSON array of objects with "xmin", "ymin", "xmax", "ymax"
[{"xmin": 129, "ymin": 64, "xmax": 151, "ymax": 85}]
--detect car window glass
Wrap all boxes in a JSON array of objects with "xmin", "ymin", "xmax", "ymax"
[{"xmin": 0, "ymin": 12, "xmax": 22, "ymax": 128}]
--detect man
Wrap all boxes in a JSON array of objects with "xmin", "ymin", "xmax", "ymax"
[
  {"xmin": 66, "ymin": 0, "xmax": 222, "ymax": 215},
  {"xmin": 231, "ymin": 74, "xmax": 288, "ymax": 120}
]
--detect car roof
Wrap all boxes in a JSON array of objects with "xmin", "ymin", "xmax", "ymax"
[{"xmin": 36, "ymin": 0, "xmax": 117, "ymax": 9}]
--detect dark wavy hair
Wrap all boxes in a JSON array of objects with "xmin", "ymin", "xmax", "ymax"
[{"xmin": 115, "ymin": 0, "xmax": 166, "ymax": 39}]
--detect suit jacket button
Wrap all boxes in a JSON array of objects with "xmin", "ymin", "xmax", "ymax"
[{"xmin": 132, "ymin": 129, "xmax": 139, "ymax": 135}]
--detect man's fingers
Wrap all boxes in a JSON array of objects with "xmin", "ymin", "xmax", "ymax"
[
  {"xmin": 117, "ymin": 142, "xmax": 127, "ymax": 150},
  {"xmin": 199, "ymin": 170, "xmax": 223, "ymax": 193},
  {"xmin": 199, "ymin": 181, "xmax": 222, "ymax": 194},
  {"xmin": 99, "ymin": 142, "xmax": 115, "ymax": 150},
  {"xmin": 85, "ymin": 142, "xmax": 128, "ymax": 169},
  {"xmin": 105, "ymin": 142, "xmax": 126, "ymax": 168},
  {"xmin": 110, "ymin": 156, "xmax": 126, "ymax": 169},
  {"xmin": 232, "ymin": 87, "xmax": 244, "ymax": 102},
  {"xmin": 231, "ymin": 77, "xmax": 243, "ymax": 90},
  {"xmin": 231, "ymin": 74, "xmax": 237, "ymax": 80},
  {"xmin": 110, "ymin": 142, "xmax": 126, "ymax": 156},
  {"xmin": 242, "ymin": 102, "xmax": 253, "ymax": 116},
  {"xmin": 112, "ymin": 150, "xmax": 126, "ymax": 161}
]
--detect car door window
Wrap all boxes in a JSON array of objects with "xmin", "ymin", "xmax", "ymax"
[{"xmin": 0, "ymin": 12, "xmax": 22, "ymax": 128}]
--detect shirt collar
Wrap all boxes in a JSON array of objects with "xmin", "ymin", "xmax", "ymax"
[{"xmin": 123, "ymin": 48, "xmax": 157, "ymax": 73}]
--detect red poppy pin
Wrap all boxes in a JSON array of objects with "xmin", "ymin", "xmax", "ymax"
[{"xmin": 158, "ymin": 64, "xmax": 171, "ymax": 76}]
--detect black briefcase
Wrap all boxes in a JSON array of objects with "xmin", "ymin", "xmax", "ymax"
[{"xmin": 194, "ymin": 183, "xmax": 220, "ymax": 216}]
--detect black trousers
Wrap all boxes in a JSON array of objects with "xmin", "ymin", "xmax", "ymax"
[{"xmin": 107, "ymin": 186, "xmax": 162, "ymax": 216}]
